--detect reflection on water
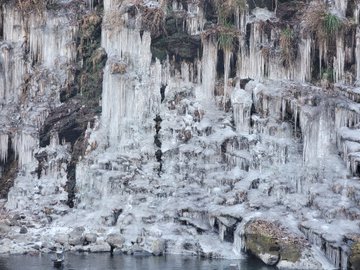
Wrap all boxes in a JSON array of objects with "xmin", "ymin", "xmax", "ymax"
[{"xmin": 0, "ymin": 253, "xmax": 274, "ymax": 270}]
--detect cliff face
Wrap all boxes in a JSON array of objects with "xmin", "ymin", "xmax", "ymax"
[{"xmin": 0, "ymin": 0, "xmax": 360, "ymax": 269}]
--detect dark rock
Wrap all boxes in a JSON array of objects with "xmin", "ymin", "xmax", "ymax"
[
  {"xmin": 19, "ymin": 226, "xmax": 28, "ymax": 234},
  {"xmin": 151, "ymin": 31, "xmax": 201, "ymax": 62},
  {"xmin": 347, "ymin": 234, "xmax": 360, "ymax": 270},
  {"xmin": 244, "ymin": 219, "xmax": 304, "ymax": 266}
]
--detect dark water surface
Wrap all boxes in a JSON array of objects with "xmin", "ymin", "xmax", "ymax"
[{"xmin": 0, "ymin": 253, "xmax": 274, "ymax": 270}]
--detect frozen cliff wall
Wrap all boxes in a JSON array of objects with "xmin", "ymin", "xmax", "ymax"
[{"xmin": 0, "ymin": 0, "xmax": 360, "ymax": 269}]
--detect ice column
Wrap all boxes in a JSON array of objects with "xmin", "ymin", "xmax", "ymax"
[
  {"xmin": 201, "ymin": 37, "xmax": 218, "ymax": 101},
  {"xmin": 334, "ymin": 36, "xmax": 345, "ymax": 83},
  {"xmin": 231, "ymin": 86, "xmax": 252, "ymax": 133},
  {"xmin": 356, "ymin": 28, "xmax": 360, "ymax": 81},
  {"xmin": 0, "ymin": 134, "xmax": 9, "ymax": 162}
]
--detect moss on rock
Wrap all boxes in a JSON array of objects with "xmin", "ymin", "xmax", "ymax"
[
  {"xmin": 348, "ymin": 235, "xmax": 360, "ymax": 270},
  {"xmin": 244, "ymin": 220, "xmax": 304, "ymax": 266}
]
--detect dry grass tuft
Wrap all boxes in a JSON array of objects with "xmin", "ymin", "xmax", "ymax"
[
  {"xmin": 303, "ymin": 1, "xmax": 343, "ymax": 41},
  {"xmin": 279, "ymin": 26, "xmax": 295, "ymax": 68},
  {"xmin": 141, "ymin": 6, "xmax": 166, "ymax": 38},
  {"xmin": 15, "ymin": 0, "xmax": 48, "ymax": 14},
  {"xmin": 103, "ymin": 9, "xmax": 125, "ymax": 29}
]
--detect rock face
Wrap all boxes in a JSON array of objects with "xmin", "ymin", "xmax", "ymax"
[
  {"xmin": 350, "ymin": 239, "xmax": 360, "ymax": 270},
  {"xmin": 244, "ymin": 220, "xmax": 310, "ymax": 267},
  {"xmin": 0, "ymin": 0, "xmax": 360, "ymax": 269}
]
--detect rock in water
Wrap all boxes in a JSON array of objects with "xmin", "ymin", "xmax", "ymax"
[
  {"xmin": 106, "ymin": 234, "xmax": 125, "ymax": 249},
  {"xmin": 68, "ymin": 227, "xmax": 85, "ymax": 246}
]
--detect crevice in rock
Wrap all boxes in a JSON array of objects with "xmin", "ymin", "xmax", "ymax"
[
  {"xmin": 0, "ymin": 137, "xmax": 17, "ymax": 199},
  {"xmin": 160, "ymin": 84, "xmax": 166, "ymax": 103},
  {"xmin": 38, "ymin": 7, "xmax": 106, "ymax": 208},
  {"xmin": 154, "ymin": 115, "xmax": 163, "ymax": 176}
]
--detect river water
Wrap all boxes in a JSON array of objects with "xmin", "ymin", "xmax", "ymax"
[{"xmin": 0, "ymin": 253, "xmax": 274, "ymax": 270}]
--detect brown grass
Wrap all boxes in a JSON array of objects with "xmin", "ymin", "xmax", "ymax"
[
  {"xmin": 141, "ymin": 6, "xmax": 166, "ymax": 38},
  {"xmin": 15, "ymin": 0, "xmax": 47, "ymax": 14}
]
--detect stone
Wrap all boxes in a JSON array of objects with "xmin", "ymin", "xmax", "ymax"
[
  {"xmin": 244, "ymin": 219, "xmax": 305, "ymax": 266},
  {"xmin": 106, "ymin": 233, "xmax": 125, "ymax": 248},
  {"xmin": 151, "ymin": 238, "xmax": 165, "ymax": 256},
  {"xmin": 84, "ymin": 233, "xmax": 97, "ymax": 244},
  {"xmin": 0, "ymin": 223, "xmax": 11, "ymax": 236},
  {"xmin": 110, "ymin": 62, "xmax": 127, "ymax": 74},
  {"xmin": 54, "ymin": 233, "xmax": 69, "ymax": 245},
  {"xmin": 88, "ymin": 241, "xmax": 111, "ymax": 253},
  {"xmin": 19, "ymin": 226, "xmax": 28, "ymax": 234},
  {"xmin": 131, "ymin": 245, "xmax": 152, "ymax": 257},
  {"xmin": 349, "ymin": 235, "xmax": 360, "ymax": 270},
  {"xmin": 68, "ymin": 226, "xmax": 85, "ymax": 246},
  {"xmin": 258, "ymin": 253, "xmax": 279, "ymax": 266}
]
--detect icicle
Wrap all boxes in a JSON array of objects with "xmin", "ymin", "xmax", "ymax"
[
  {"xmin": 87, "ymin": 0, "xmax": 94, "ymax": 10},
  {"xmin": 334, "ymin": 36, "xmax": 345, "ymax": 83},
  {"xmin": 29, "ymin": 12, "xmax": 77, "ymax": 69},
  {"xmin": 356, "ymin": 28, "xmax": 360, "ymax": 82},
  {"xmin": 294, "ymin": 102, "xmax": 298, "ymax": 137},
  {"xmin": 233, "ymin": 222, "xmax": 246, "ymax": 255},
  {"xmin": 297, "ymin": 37, "xmax": 312, "ymax": 82},
  {"xmin": 319, "ymin": 42, "xmax": 323, "ymax": 78},
  {"xmin": 355, "ymin": 3, "xmax": 360, "ymax": 24},
  {"xmin": 281, "ymin": 98, "xmax": 286, "ymax": 121},
  {"xmin": 238, "ymin": 23, "xmax": 265, "ymax": 79},
  {"xmin": 219, "ymin": 222, "xmax": 226, "ymax": 241},
  {"xmin": 185, "ymin": 3, "xmax": 205, "ymax": 35},
  {"xmin": 341, "ymin": 246, "xmax": 349, "ymax": 270},
  {"xmin": 0, "ymin": 134, "xmax": 9, "ymax": 162},
  {"xmin": 334, "ymin": 0, "xmax": 348, "ymax": 17},
  {"xmin": 231, "ymin": 87, "xmax": 252, "ymax": 133},
  {"xmin": 13, "ymin": 131, "xmax": 38, "ymax": 167},
  {"xmin": 201, "ymin": 37, "xmax": 217, "ymax": 101},
  {"xmin": 301, "ymin": 105, "xmax": 333, "ymax": 164},
  {"xmin": 223, "ymin": 49, "xmax": 232, "ymax": 109}
]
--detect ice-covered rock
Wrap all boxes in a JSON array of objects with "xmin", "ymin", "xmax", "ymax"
[{"xmin": 106, "ymin": 233, "xmax": 125, "ymax": 249}]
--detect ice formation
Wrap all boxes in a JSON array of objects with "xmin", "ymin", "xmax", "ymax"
[{"xmin": 0, "ymin": 0, "xmax": 360, "ymax": 269}]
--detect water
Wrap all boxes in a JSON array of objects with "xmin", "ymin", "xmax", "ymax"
[{"xmin": 0, "ymin": 253, "xmax": 274, "ymax": 270}]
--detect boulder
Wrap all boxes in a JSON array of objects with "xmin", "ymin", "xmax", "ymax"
[
  {"xmin": 244, "ymin": 220, "xmax": 304, "ymax": 266},
  {"xmin": 348, "ymin": 235, "xmax": 360, "ymax": 270},
  {"xmin": 0, "ymin": 223, "xmax": 11, "ymax": 236},
  {"xmin": 106, "ymin": 233, "xmax": 125, "ymax": 249},
  {"xmin": 54, "ymin": 233, "xmax": 69, "ymax": 245},
  {"xmin": 68, "ymin": 227, "xmax": 85, "ymax": 246},
  {"xmin": 88, "ymin": 241, "xmax": 111, "ymax": 253},
  {"xmin": 151, "ymin": 238, "xmax": 166, "ymax": 256},
  {"xmin": 84, "ymin": 233, "xmax": 97, "ymax": 244}
]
